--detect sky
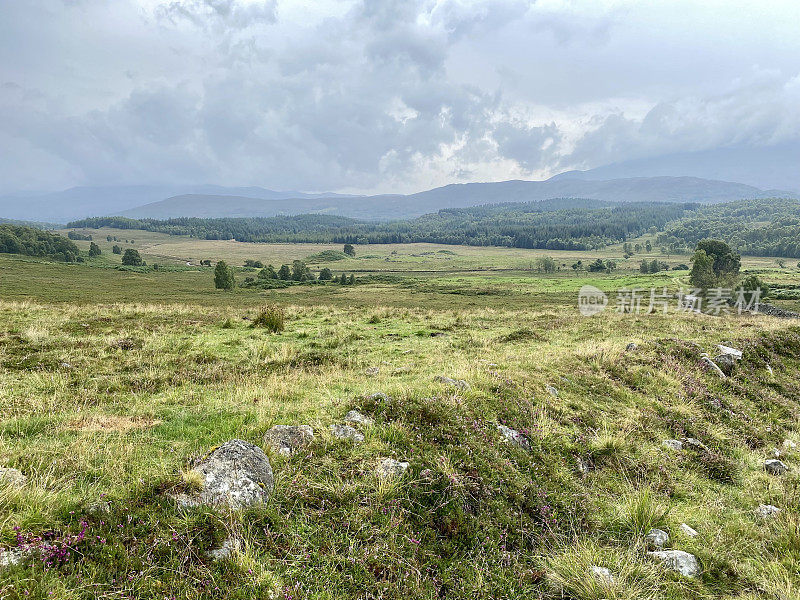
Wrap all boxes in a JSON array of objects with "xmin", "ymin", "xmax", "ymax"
[{"xmin": 1, "ymin": 0, "xmax": 800, "ymax": 195}]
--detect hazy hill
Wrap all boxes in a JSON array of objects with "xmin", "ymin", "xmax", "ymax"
[{"xmin": 119, "ymin": 176, "xmax": 794, "ymax": 221}]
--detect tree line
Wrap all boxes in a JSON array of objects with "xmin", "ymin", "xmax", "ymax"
[
  {"xmin": 68, "ymin": 199, "xmax": 695, "ymax": 250},
  {"xmin": 0, "ymin": 224, "xmax": 81, "ymax": 262}
]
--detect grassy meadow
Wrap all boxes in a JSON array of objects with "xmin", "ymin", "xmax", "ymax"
[{"xmin": 1, "ymin": 231, "xmax": 800, "ymax": 599}]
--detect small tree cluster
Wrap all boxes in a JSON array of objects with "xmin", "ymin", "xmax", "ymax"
[
  {"xmin": 88, "ymin": 242, "xmax": 101, "ymax": 257},
  {"xmin": 534, "ymin": 256, "xmax": 557, "ymax": 273},
  {"xmin": 587, "ymin": 259, "xmax": 616, "ymax": 273},
  {"xmin": 689, "ymin": 239, "xmax": 740, "ymax": 291},
  {"xmin": 244, "ymin": 259, "xmax": 264, "ymax": 268},
  {"xmin": 343, "ymin": 244, "xmax": 356, "ymax": 257},
  {"xmin": 639, "ymin": 259, "xmax": 668, "ymax": 274},
  {"xmin": 121, "ymin": 248, "xmax": 142, "ymax": 266}
]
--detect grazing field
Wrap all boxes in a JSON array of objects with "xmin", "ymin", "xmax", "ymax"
[{"xmin": 1, "ymin": 237, "xmax": 800, "ymax": 599}]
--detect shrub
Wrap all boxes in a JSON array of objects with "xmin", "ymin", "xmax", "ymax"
[
  {"xmin": 252, "ymin": 304, "xmax": 285, "ymax": 333},
  {"xmin": 319, "ymin": 267, "xmax": 333, "ymax": 280},
  {"xmin": 112, "ymin": 245, "xmax": 122, "ymax": 254},
  {"xmin": 88, "ymin": 242, "xmax": 101, "ymax": 256},
  {"xmin": 343, "ymin": 243, "xmax": 356, "ymax": 257}
]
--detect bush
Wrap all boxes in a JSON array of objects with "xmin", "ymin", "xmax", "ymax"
[
  {"xmin": 244, "ymin": 259, "xmax": 264, "ymax": 268},
  {"xmin": 343, "ymin": 243, "xmax": 356, "ymax": 257},
  {"xmin": 252, "ymin": 304, "xmax": 285, "ymax": 333},
  {"xmin": 319, "ymin": 267, "xmax": 333, "ymax": 280},
  {"xmin": 88, "ymin": 242, "xmax": 101, "ymax": 256},
  {"xmin": 112, "ymin": 245, "xmax": 122, "ymax": 254},
  {"xmin": 121, "ymin": 248, "xmax": 143, "ymax": 266}
]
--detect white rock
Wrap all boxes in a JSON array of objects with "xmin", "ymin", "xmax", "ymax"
[
  {"xmin": 0, "ymin": 549, "xmax": 25, "ymax": 569},
  {"xmin": 783, "ymin": 439, "xmax": 797, "ymax": 450},
  {"xmin": 645, "ymin": 528, "xmax": 670, "ymax": 549},
  {"xmin": 680, "ymin": 523, "xmax": 699, "ymax": 537},
  {"xmin": 755, "ymin": 504, "xmax": 781, "ymax": 519},
  {"xmin": 765, "ymin": 459, "xmax": 789, "ymax": 476},
  {"xmin": 716, "ymin": 345, "xmax": 743, "ymax": 360},
  {"xmin": 700, "ymin": 356, "xmax": 727, "ymax": 379},
  {"xmin": 376, "ymin": 458, "xmax": 408, "ymax": 479},
  {"xmin": 589, "ymin": 565, "xmax": 614, "ymax": 584},
  {"xmin": 206, "ymin": 537, "xmax": 240, "ymax": 561},
  {"xmin": 663, "ymin": 439, "xmax": 683, "ymax": 451},
  {"xmin": 766, "ymin": 364, "xmax": 774, "ymax": 375},
  {"xmin": 0, "ymin": 467, "xmax": 26, "ymax": 488},
  {"xmin": 344, "ymin": 410, "xmax": 373, "ymax": 425},
  {"xmin": 648, "ymin": 550, "xmax": 700, "ymax": 577},
  {"xmin": 545, "ymin": 385, "xmax": 559, "ymax": 397},
  {"xmin": 331, "ymin": 424, "xmax": 365, "ymax": 442},
  {"xmin": 497, "ymin": 425, "xmax": 529, "ymax": 450},
  {"xmin": 365, "ymin": 366, "xmax": 380, "ymax": 376}
]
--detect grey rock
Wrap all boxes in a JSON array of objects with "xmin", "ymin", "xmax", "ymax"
[
  {"xmin": 663, "ymin": 439, "xmax": 683, "ymax": 451},
  {"xmin": 545, "ymin": 385, "xmax": 559, "ymax": 397},
  {"xmin": 365, "ymin": 366, "xmax": 380, "ymax": 376},
  {"xmin": 434, "ymin": 375, "xmax": 470, "ymax": 390},
  {"xmin": 183, "ymin": 440, "xmax": 274, "ymax": 509},
  {"xmin": 625, "ymin": 343, "xmax": 638, "ymax": 352},
  {"xmin": 86, "ymin": 500, "xmax": 112, "ymax": 515},
  {"xmin": 700, "ymin": 355, "xmax": 727, "ymax": 379},
  {"xmin": 263, "ymin": 425, "xmax": 314, "ymax": 456},
  {"xmin": 765, "ymin": 459, "xmax": 789, "ymax": 476},
  {"xmin": 497, "ymin": 425, "xmax": 529, "ymax": 449},
  {"xmin": 645, "ymin": 528, "xmax": 670, "ymax": 549},
  {"xmin": 331, "ymin": 424, "xmax": 365, "ymax": 442},
  {"xmin": 680, "ymin": 523, "xmax": 699, "ymax": 537},
  {"xmin": 783, "ymin": 439, "xmax": 797, "ymax": 450},
  {"xmin": 713, "ymin": 353, "xmax": 737, "ymax": 376},
  {"xmin": 682, "ymin": 437, "xmax": 708, "ymax": 452},
  {"xmin": 368, "ymin": 392, "xmax": 389, "ymax": 402},
  {"xmin": 589, "ymin": 565, "xmax": 614, "ymax": 584},
  {"xmin": 755, "ymin": 504, "xmax": 781, "ymax": 519},
  {"xmin": 206, "ymin": 536, "xmax": 240, "ymax": 561},
  {"xmin": 376, "ymin": 458, "xmax": 409, "ymax": 479},
  {"xmin": 0, "ymin": 467, "xmax": 26, "ymax": 488},
  {"xmin": 575, "ymin": 457, "xmax": 591, "ymax": 475},
  {"xmin": 344, "ymin": 410, "xmax": 373, "ymax": 425},
  {"xmin": 648, "ymin": 550, "xmax": 700, "ymax": 577}
]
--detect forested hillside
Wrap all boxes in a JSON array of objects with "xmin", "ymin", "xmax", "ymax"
[
  {"xmin": 69, "ymin": 199, "xmax": 695, "ymax": 250},
  {"xmin": 657, "ymin": 198, "xmax": 800, "ymax": 257},
  {"xmin": 0, "ymin": 224, "xmax": 80, "ymax": 261}
]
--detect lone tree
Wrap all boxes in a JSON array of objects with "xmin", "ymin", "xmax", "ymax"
[
  {"xmin": 689, "ymin": 239, "xmax": 740, "ymax": 290},
  {"xmin": 318, "ymin": 267, "xmax": 333, "ymax": 281},
  {"xmin": 214, "ymin": 260, "xmax": 235, "ymax": 290},
  {"xmin": 88, "ymin": 242, "xmax": 101, "ymax": 257},
  {"xmin": 343, "ymin": 244, "xmax": 356, "ymax": 257},
  {"xmin": 121, "ymin": 248, "xmax": 143, "ymax": 266}
]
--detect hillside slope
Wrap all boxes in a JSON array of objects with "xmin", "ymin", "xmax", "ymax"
[{"xmin": 119, "ymin": 177, "xmax": 794, "ymax": 221}]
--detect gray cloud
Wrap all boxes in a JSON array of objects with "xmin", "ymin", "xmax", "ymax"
[{"xmin": 1, "ymin": 0, "xmax": 800, "ymax": 194}]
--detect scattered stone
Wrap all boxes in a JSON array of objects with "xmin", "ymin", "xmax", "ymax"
[
  {"xmin": 713, "ymin": 353, "xmax": 737, "ymax": 376},
  {"xmin": 344, "ymin": 410, "xmax": 373, "ymax": 426},
  {"xmin": 682, "ymin": 437, "xmax": 708, "ymax": 452},
  {"xmin": 648, "ymin": 550, "xmax": 700, "ymax": 577},
  {"xmin": 60, "ymin": 362, "xmax": 72, "ymax": 369},
  {"xmin": 764, "ymin": 459, "xmax": 789, "ymax": 476},
  {"xmin": 766, "ymin": 364, "xmax": 774, "ymax": 375},
  {"xmin": 625, "ymin": 343, "xmax": 638, "ymax": 352},
  {"xmin": 645, "ymin": 528, "xmax": 670, "ymax": 550},
  {"xmin": 368, "ymin": 392, "xmax": 389, "ymax": 402},
  {"xmin": 86, "ymin": 500, "xmax": 112, "ymax": 515},
  {"xmin": 365, "ymin": 367, "xmax": 380, "ymax": 376},
  {"xmin": 263, "ymin": 425, "xmax": 314, "ymax": 456},
  {"xmin": 773, "ymin": 448, "xmax": 783, "ymax": 459},
  {"xmin": 545, "ymin": 385, "xmax": 559, "ymax": 397},
  {"xmin": 680, "ymin": 523, "xmax": 699, "ymax": 537},
  {"xmin": 589, "ymin": 565, "xmax": 614, "ymax": 585},
  {"xmin": 663, "ymin": 439, "xmax": 683, "ymax": 451},
  {"xmin": 497, "ymin": 425, "xmax": 529, "ymax": 449},
  {"xmin": 700, "ymin": 355, "xmax": 727, "ymax": 379},
  {"xmin": 716, "ymin": 345, "xmax": 743, "ymax": 360},
  {"xmin": 783, "ymin": 439, "xmax": 797, "ymax": 450},
  {"xmin": 434, "ymin": 376, "xmax": 470, "ymax": 390},
  {"xmin": 755, "ymin": 504, "xmax": 781, "ymax": 519},
  {"xmin": 0, "ymin": 467, "xmax": 26, "ymax": 488},
  {"xmin": 331, "ymin": 424, "xmax": 365, "ymax": 442},
  {"xmin": 180, "ymin": 440, "xmax": 274, "ymax": 509},
  {"xmin": 206, "ymin": 536, "xmax": 240, "ymax": 561},
  {"xmin": 376, "ymin": 458, "xmax": 409, "ymax": 479},
  {"xmin": 0, "ymin": 549, "xmax": 25, "ymax": 569},
  {"xmin": 575, "ymin": 457, "xmax": 591, "ymax": 475}
]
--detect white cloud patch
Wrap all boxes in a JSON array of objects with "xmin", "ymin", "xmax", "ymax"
[{"xmin": 1, "ymin": 0, "xmax": 800, "ymax": 193}]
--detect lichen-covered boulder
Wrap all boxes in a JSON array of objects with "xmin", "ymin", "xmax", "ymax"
[
  {"xmin": 331, "ymin": 424, "xmax": 365, "ymax": 442},
  {"xmin": 0, "ymin": 467, "xmax": 26, "ymax": 488},
  {"xmin": 648, "ymin": 550, "xmax": 700, "ymax": 577},
  {"xmin": 183, "ymin": 440, "xmax": 274, "ymax": 509},
  {"xmin": 344, "ymin": 410, "xmax": 373, "ymax": 426},
  {"xmin": 645, "ymin": 528, "xmax": 669, "ymax": 550},
  {"xmin": 376, "ymin": 458, "xmax": 408, "ymax": 479},
  {"xmin": 765, "ymin": 459, "xmax": 789, "ymax": 476},
  {"xmin": 497, "ymin": 425, "xmax": 529, "ymax": 450}
]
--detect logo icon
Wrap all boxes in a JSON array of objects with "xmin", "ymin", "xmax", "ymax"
[{"xmin": 578, "ymin": 285, "xmax": 608, "ymax": 316}]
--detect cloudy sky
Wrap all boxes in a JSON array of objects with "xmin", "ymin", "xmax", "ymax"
[{"xmin": 1, "ymin": 0, "xmax": 799, "ymax": 194}]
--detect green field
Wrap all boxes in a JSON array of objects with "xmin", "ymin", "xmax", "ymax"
[{"xmin": 1, "ymin": 234, "xmax": 800, "ymax": 599}]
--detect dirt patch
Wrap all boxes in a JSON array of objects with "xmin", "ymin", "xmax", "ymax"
[{"xmin": 66, "ymin": 415, "xmax": 162, "ymax": 432}]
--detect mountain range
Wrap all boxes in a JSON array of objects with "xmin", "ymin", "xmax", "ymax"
[{"xmin": 0, "ymin": 175, "xmax": 796, "ymax": 224}]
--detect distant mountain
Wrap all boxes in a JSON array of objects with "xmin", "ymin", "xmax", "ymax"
[
  {"xmin": 553, "ymin": 143, "xmax": 800, "ymax": 193},
  {"xmin": 118, "ymin": 176, "xmax": 796, "ymax": 221},
  {"xmin": 0, "ymin": 185, "xmax": 349, "ymax": 223}
]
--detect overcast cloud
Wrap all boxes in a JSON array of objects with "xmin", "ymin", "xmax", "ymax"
[{"xmin": 1, "ymin": 0, "xmax": 799, "ymax": 194}]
